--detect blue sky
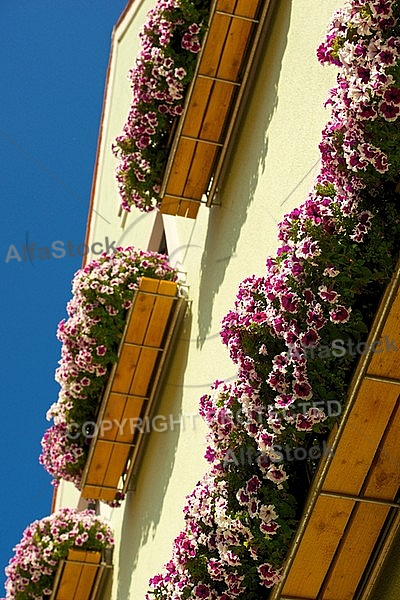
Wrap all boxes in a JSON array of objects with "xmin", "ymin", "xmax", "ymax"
[{"xmin": 0, "ymin": 1, "xmax": 127, "ymax": 591}]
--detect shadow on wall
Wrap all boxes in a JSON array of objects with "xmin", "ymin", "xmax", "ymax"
[
  {"xmin": 116, "ymin": 308, "xmax": 192, "ymax": 599},
  {"xmin": 369, "ymin": 532, "xmax": 400, "ymax": 600},
  {"xmin": 197, "ymin": 0, "xmax": 292, "ymax": 349},
  {"xmin": 98, "ymin": 565, "xmax": 113, "ymax": 599}
]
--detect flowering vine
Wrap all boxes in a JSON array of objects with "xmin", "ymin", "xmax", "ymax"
[
  {"xmin": 4, "ymin": 508, "xmax": 114, "ymax": 600},
  {"xmin": 317, "ymin": 0, "xmax": 400, "ymax": 182},
  {"xmin": 113, "ymin": 0, "xmax": 211, "ymax": 213},
  {"xmin": 40, "ymin": 247, "xmax": 177, "ymax": 490},
  {"xmin": 147, "ymin": 1, "xmax": 400, "ymax": 597},
  {"xmin": 147, "ymin": 381, "xmax": 306, "ymax": 599}
]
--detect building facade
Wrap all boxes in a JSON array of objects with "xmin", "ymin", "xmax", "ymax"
[{"xmin": 52, "ymin": 1, "xmax": 400, "ymax": 599}]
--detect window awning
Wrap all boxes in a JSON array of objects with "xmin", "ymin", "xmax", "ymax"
[
  {"xmin": 79, "ymin": 277, "xmax": 186, "ymax": 504},
  {"xmin": 270, "ymin": 263, "xmax": 400, "ymax": 600},
  {"xmin": 159, "ymin": 0, "xmax": 274, "ymax": 218},
  {"xmin": 51, "ymin": 548, "xmax": 112, "ymax": 600}
]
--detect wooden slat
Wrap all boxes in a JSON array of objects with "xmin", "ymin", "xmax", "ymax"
[
  {"xmin": 176, "ymin": 202, "xmax": 189, "ymax": 218},
  {"xmin": 217, "ymin": 16, "xmax": 253, "ymax": 81},
  {"xmin": 160, "ymin": 195, "xmax": 181, "ymax": 215},
  {"xmin": 85, "ymin": 440, "xmax": 113, "ymax": 487},
  {"xmin": 55, "ymin": 557, "xmax": 83, "ymax": 599},
  {"xmin": 101, "ymin": 392, "xmax": 146, "ymax": 442},
  {"xmin": 182, "ymin": 77, "xmax": 214, "ymax": 139},
  {"xmin": 81, "ymin": 277, "xmax": 180, "ymax": 502},
  {"xmin": 216, "ymin": 0, "xmax": 236, "ymax": 12},
  {"xmin": 160, "ymin": 196, "xmax": 201, "ymax": 218},
  {"xmin": 113, "ymin": 345, "xmax": 141, "ymax": 393},
  {"xmin": 128, "ymin": 347, "xmax": 159, "ymax": 397},
  {"xmin": 322, "ymin": 503, "xmax": 390, "ymax": 600},
  {"xmin": 282, "ymin": 496, "xmax": 353, "ymax": 598},
  {"xmin": 186, "ymin": 200, "xmax": 201, "ymax": 219},
  {"xmin": 54, "ymin": 550, "xmax": 101, "ymax": 600},
  {"xmin": 144, "ymin": 280, "xmax": 177, "ymax": 346},
  {"xmin": 321, "ymin": 399, "xmax": 400, "ymax": 598},
  {"xmin": 74, "ymin": 564, "xmax": 99, "ymax": 600},
  {"xmin": 175, "ymin": 199, "xmax": 199, "ymax": 218},
  {"xmin": 129, "ymin": 348, "xmax": 158, "ymax": 396},
  {"xmin": 367, "ymin": 286, "xmax": 400, "ymax": 379},
  {"xmin": 200, "ymin": 81, "xmax": 235, "ymax": 142},
  {"xmin": 198, "ymin": 13, "xmax": 231, "ymax": 78},
  {"xmin": 234, "ymin": 0, "xmax": 260, "ymax": 18},
  {"xmin": 67, "ymin": 549, "xmax": 90, "ymax": 562},
  {"xmin": 100, "ymin": 392, "xmax": 128, "ymax": 441},
  {"xmin": 183, "ymin": 142, "xmax": 218, "ymax": 198},
  {"xmin": 163, "ymin": 138, "xmax": 197, "ymax": 197},
  {"xmin": 322, "ymin": 379, "xmax": 399, "ymax": 495},
  {"xmin": 102, "ymin": 443, "xmax": 130, "ymax": 489},
  {"xmin": 82, "ymin": 486, "xmax": 116, "ymax": 503},
  {"xmin": 365, "ymin": 400, "xmax": 400, "ymax": 500},
  {"xmin": 124, "ymin": 278, "xmax": 159, "ymax": 345}
]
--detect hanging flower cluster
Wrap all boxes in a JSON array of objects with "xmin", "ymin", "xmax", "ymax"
[
  {"xmin": 219, "ymin": 185, "xmax": 397, "ymax": 424},
  {"xmin": 113, "ymin": 0, "xmax": 211, "ymax": 213},
  {"xmin": 40, "ymin": 247, "xmax": 177, "ymax": 488},
  {"xmin": 148, "ymin": 0, "xmax": 400, "ymax": 597},
  {"xmin": 148, "ymin": 381, "xmax": 300, "ymax": 599},
  {"xmin": 317, "ymin": 0, "xmax": 400, "ymax": 181},
  {"xmin": 4, "ymin": 508, "xmax": 114, "ymax": 600}
]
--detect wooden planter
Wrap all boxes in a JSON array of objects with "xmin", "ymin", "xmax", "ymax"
[
  {"xmin": 79, "ymin": 277, "xmax": 186, "ymax": 503},
  {"xmin": 51, "ymin": 548, "xmax": 111, "ymax": 600},
  {"xmin": 159, "ymin": 0, "xmax": 274, "ymax": 218},
  {"xmin": 270, "ymin": 264, "xmax": 400, "ymax": 600}
]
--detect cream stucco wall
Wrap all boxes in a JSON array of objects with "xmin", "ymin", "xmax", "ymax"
[
  {"xmin": 85, "ymin": 0, "xmax": 160, "ymax": 255},
  {"xmin": 56, "ymin": 1, "xmax": 346, "ymax": 598}
]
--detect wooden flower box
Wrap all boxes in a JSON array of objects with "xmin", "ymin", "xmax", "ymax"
[
  {"xmin": 51, "ymin": 548, "xmax": 111, "ymax": 600},
  {"xmin": 159, "ymin": 0, "xmax": 274, "ymax": 218},
  {"xmin": 79, "ymin": 277, "xmax": 186, "ymax": 503},
  {"xmin": 270, "ymin": 263, "xmax": 400, "ymax": 600}
]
